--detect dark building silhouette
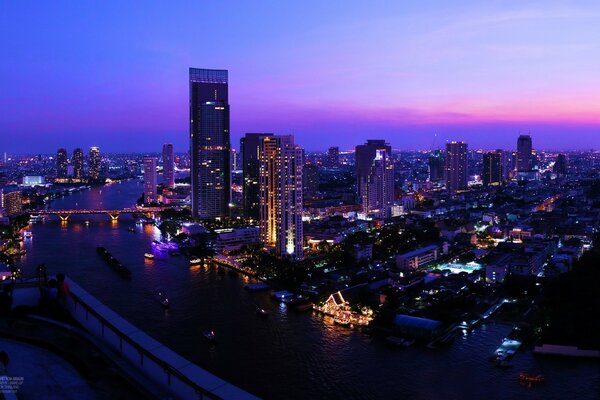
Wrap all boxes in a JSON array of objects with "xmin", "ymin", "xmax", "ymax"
[
  {"xmin": 189, "ymin": 68, "xmax": 230, "ymax": 219},
  {"xmin": 428, "ymin": 150, "xmax": 445, "ymax": 182},
  {"xmin": 483, "ymin": 151, "xmax": 503, "ymax": 186},
  {"xmin": 241, "ymin": 133, "xmax": 273, "ymax": 220},
  {"xmin": 554, "ymin": 154, "xmax": 568, "ymax": 175},
  {"xmin": 303, "ymin": 163, "xmax": 319, "ymax": 198},
  {"xmin": 72, "ymin": 148, "xmax": 84, "ymax": 179},
  {"xmin": 445, "ymin": 141, "xmax": 468, "ymax": 192},
  {"xmin": 326, "ymin": 146, "xmax": 339, "ymax": 167},
  {"xmin": 162, "ymin": 144, "xmax": 175, "ymax": 189},
  {"xmin": 56, "ymin": 148, "xmax": 68, "ymax": 178}
]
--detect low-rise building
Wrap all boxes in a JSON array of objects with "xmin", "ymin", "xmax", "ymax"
[{"xmin": 396, "ymin": 245, "xmax": 439, "ymax": 270}]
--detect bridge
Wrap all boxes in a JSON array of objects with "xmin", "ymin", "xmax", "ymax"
[{"xmin": 31, "ymin": 207, "xmax": 167, "ymax": 222}]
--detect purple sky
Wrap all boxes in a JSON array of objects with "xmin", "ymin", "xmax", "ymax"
[{"xmin": 1, "ymin": 1, "xmax": 600, "ymax": 153}]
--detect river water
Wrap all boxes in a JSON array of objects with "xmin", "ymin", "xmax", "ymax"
[{"xmin": 15, "ymin": 180, "xmax": 599, "ymax": 399}]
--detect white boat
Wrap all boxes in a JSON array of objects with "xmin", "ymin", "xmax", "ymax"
[
  {"xmin": 144, "ymin": 253, "xmax": 155, "ymax": 259},
  {"xmin": 189, "ymin": 258, "xmax": 202, "ymax": 265}
]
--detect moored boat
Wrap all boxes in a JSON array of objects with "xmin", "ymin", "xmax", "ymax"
[
  {"xmin": 144, "ymin": 253, "xmax": 155, "ymax": 259},
  {"xmin": 203, "ymin": 330, "xmax": 216, "ymax": 342},
  {"xmin": 189, "ymin": 258, "xmax": 202, "ymax": 266}
]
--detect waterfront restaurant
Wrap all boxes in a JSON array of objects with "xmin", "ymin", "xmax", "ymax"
[{"xmin": 313, "ymin": 284, "xmax": 373, "ymax": 326}]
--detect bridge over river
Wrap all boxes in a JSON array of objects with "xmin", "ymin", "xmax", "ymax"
[{"xmin": 31, "ymin": 207, "xmax": 167, "ymax": 221}]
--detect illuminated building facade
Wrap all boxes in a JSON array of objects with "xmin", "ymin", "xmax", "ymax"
[
  {"xmin": 241, "ymin": 133, "xmax": 273, "ymax": 220},
  {"xmin": 259, "ymin": 135, "xmax": 303, "ymax": 259},
  {"xmin": 2, "ymin": 191, "xmax": 22, "ymax": 216},
  {"xmin": 189, "ymin": 68, "xmax": 231, "ymax": 219},
  {"xmin": 89, "ymin": 146, "xmax": 101, "ymax": 180},
  {"xmin": 162, "ymin": 143, "xmax": 175, "ymax": 189},
  {"xmin": 361, "ymin": 148, "xmax": 394, "ymax": 217},
  {"xmin": 356, "ymin": 140, "xmax": 392, "ymax": 206},
  {"xmin": 445, "ymin": 141, "xmax": 468, "ymax": 192},
  {"xmin": 72, "ymin": 148, "xmax": 84, "ymax": 179},
  {"xmin": 143, "ymin": 157, "xmax": 158, "ymax": 204},
  {"xmin": 56, "ymin": 148, "xmax": 68, "ymax": 178}
]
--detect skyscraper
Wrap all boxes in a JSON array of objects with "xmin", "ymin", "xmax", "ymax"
[
  {"xmin": 143, "ymin": 157, "xmax": 158, "ymax": 204},
  {"xmin": 189, "ymin": 68, "xmax": 230, "ymax": 219},
  {"xmin": 428, "ymin": 150, "xmax": 445, "ymax": 182},
  {"xmin": 162, "ymin": 144, "xmax": 175, "ymax": 189},
  {"xmin": 241, "ymin": 133, "xmax": 273, "ymax": 220},
  {"xmin": 326, "ymin": 146, "xmax": 339, "ymax": 167},
  {"xmin": 259, "ymin": 135, "xmax": 303, "ymax": 260},
  {"xmin": 483, "ymin": 151, "xmax": 503, "ymax": 186},
  {"xmin": 302, "ymin": 163, "xmax": 320, "ymax": 199},
  {"xmin": 89, "ymin": 146, "xmax": 100, "ymax": 180},
  {"xmin": 356, "ymin": 140, "xmax": 392, "ymax": 204},
  {"xmin": 445, "ymin": 141, "xmax": 468, "ymax": 192},
  {"xmin": 72, "ymin": 148, "xmax": 84, "ymax": 179},
  {"xmin": 516, "ymin": 134, "xmax": 533, "ymax": 180},
  {"xmin": 56, "ymin": 148, "xmax": 68, "ymax": 178},
  {"xmin": 554, "ymin": 154, "xmax": 568, "ymax": 175},
  {"xmin": 362, "ymin": 148, "xmax": 394, "ymax": 217}
]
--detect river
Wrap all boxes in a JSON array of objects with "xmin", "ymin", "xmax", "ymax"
[{"xmin": 14, "ymin": 179, "xmax": 600, "ymax": 399}]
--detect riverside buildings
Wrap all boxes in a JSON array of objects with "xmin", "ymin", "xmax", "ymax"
[
  {"xmin": 143, "ymin": 157, "xmax": 157, "ymax": 203},
  {"xmin": 189, "ymin": 68, "xmax": 231, "ymax": 219},
  {"xmin": 241, "ymin": 133, "xmax": 273, "ymax": 220},
  {"xmin": 355, "ymin": 140, "xmax": 393, "ymax": 217},
  {"xmin": 259, "ymin": 135, "xmax": 304, "ymax": 259}
]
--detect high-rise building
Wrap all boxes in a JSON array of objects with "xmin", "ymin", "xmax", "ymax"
[
  {"xmin": 483, "ymin": 151, "xmax": 503, "ymax": 186},
  {"xmin": 143, "ymin": 157, "xmax": 158, "ymax": 204},
  {"xmin": 241, "ymin": 133, "xmax": 273, "ymax": 220},
  {"xmin": 326, "ymin": 146, "xmax": 339, "ymax": 167},
  {"xmin": 72, "ymin": 148, "xmax": 84, "ymax": 179},
  {"xmin": 361, "ymin": 148, "xmax": 394, "ymax": 217},
  {"xmin": 259, "ymin": 135, "xmax": 303, "ymax": 260},
  {"xmin": 89, "ymin": 147, "xmax": 101, "ymax": 180},
  {"xmin": 56, "ymin": 148, "xmax": 68, "ymax": 178},
  {"xmin": 162, "ymin": 144, "xmax": 175, "ymax": 189},
  {"xmin": 428, "ymin": 150, "xmax": 445, "ymax": 182},
  {"xmin": 516, "ymin": 134, "xmax": 533, "ymax": 176},
  {"xmin": 554, "ymin": 154, "xmax": 568, "ymax": 175},
  {"xmin": 303, "ymin": 164, "xmax": 320, "ymax": 198},
  {"xmin": 189, "ymin": 68, "xmax": 231, "ymax": 219},
  {"xmin": 445, "ymin": 141, "xmax": 468, "ymax": 192},
  {"xmin": 356, "ymin": 140, "xmax": 392, "ymax": 204},
  {"xmin": 230, "ymin": 148, "xmax": 240, "ymax": 171},
  {"xmin": 2, "ymin": 191, "xmax": 22, "ymax": 216}
]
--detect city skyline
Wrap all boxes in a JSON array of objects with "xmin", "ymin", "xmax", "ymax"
[{"xmin": 2, "ymin": 2, "xmax": 600, "ymax": 153}]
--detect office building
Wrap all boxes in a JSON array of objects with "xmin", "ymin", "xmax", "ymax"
[
  {"xmin": 356, "ymin": 140, "xmax": 392, "ymax": 205},
  {"xmin": 259, "ymin": 135, "xmax": 304, "ymax": 259},
  {"xmin": 2, "ymin": 191, "xmax": 22, "ymax": 216},
  {"xmin": 396, "ymin": 245, "xmax": 440, "ymax": 270},
  {"xmin": 143, "ymin": 157, "xmax": 158, "ymax": 204},
  {"xmin": 303, "ymin": 164, "xmax": 320, "ymax": 198},
  {"xmin": 189, "ymin": 68, "xmax": 231, "ymax": 219},
  {"xmin": 72, "ymin": 148, "xmax": 84, "ymax": 179},
  {"xmin": 428, "ymin": 150, "xmax": 445, "ymax": 182},
  {"xmin": 516, "ymin": 134, "xmax": 533, "ymax": 180},
  {"xmin": 162, "ymin": 144, "xmax": 175, "ymax": 189},
  {"xmin": 241, "ymin": 133, "xmax": 273, "ymax": 220},
  {"xmin": 56, "ymin": 148, "xmax": 68, "ymax": 178},
  {"xmin": 89, "ymin": 147, "xmax": 101, "ymax": 180},
  {"xmin": 445, "ymin": 141, "xmax": 468, "ymax": 192},
  {"xmin": 326, "ymin": 146, "xmax": 339, "ymax": 167},
  {"xmin": 554, "ymin": 154, "xmax": 568, "ymax": 175},
  {"xmin": 483, "ymin": 151, "xmax": 503, "ymax": 186},
  {"xmin": 361, "ymin": 148, "xmax": 394, "ymax": 217}
]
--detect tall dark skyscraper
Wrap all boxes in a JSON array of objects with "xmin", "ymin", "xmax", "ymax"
[
  {"xmin": 189, "ymin": 68, "xmax": 231, "ymax": 219},
  {"xmin": 89, "ymin": 146, "xmax": 100, "ymax": 180},
  {"xmin": 483, "ymin": 151, "xmax": 503, "ymax": 186},
  {"xmin": 241, "ymin": 133, "xmax": 273, "ymax": 220},
  {"xmin": 516, "ymin": 134, "xmax": 533, "ymax": 175},
  {"xmin": 302, "ymin": 163, "xmax": 320, "ymax": 198},
  {"xmin": 326, "ymin": 146, "xmax": 339, "ymax": 167},
  {"xmin": 72, "ymin": 148, "xmax": 84, "ymax": 179},
  {"xmin": 554, "ymin": 154, "xmax": 568, "ymax": 175},
  {"xmin": 355, "ymin": 140, "xmax": 391, "ymax": 204},
  {"xmin": 162, "ymin": 143, "xmax": 175, "ymax": 189},
  {"xmin": 56, "ymin": 148, "xmax": 68, "ymax": 178},
  {"xmin": 445, "ymin": 141, "xmax": 468, "ymax": 192},
  {"xmin": 428, "ymin": 150, "xmax": 445, "ymax": 182}
]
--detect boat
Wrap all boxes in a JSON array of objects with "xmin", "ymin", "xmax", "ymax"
[
  {"xmin": 256, "ymin": 307, "xmax": 270, "ymax": 317},
  {"xmin": 144, "ymin": 253, "xmax": 155, "ymax": 259},
  {"xmin": 518, "ymin": 373, "xmax": 544, "ymax": 383},
  {"xmin": 127, "ymin": 227, "xmax": 136, "ymax": 233},
  {"xmin": 23, "ymin": 231, "xmax": 32, "ymax": 238},
  {"xmin": 244, "ymin": 282, "xmax": 271, "ymax": 292},
  {"xmin": 334, "ymin": 317, "xmax": 351, "ymax": 326},
  {"xmin": 189, "ymin": 258, "xmax": 202, "ymax": 266},
  {"xmin": 84, "ymin": 220, "xmax": 90, "ymax": 226},
  {"xmin": 156, "ymin": 292, "xmax": 170, "ymax": 309},
  {"xmin": 203, "ymin": 330, "xmax": 216, "ymax": 342},
  {"xmin": 96, "ymin": 247, "xmax": 132, "ymax": 278}
]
